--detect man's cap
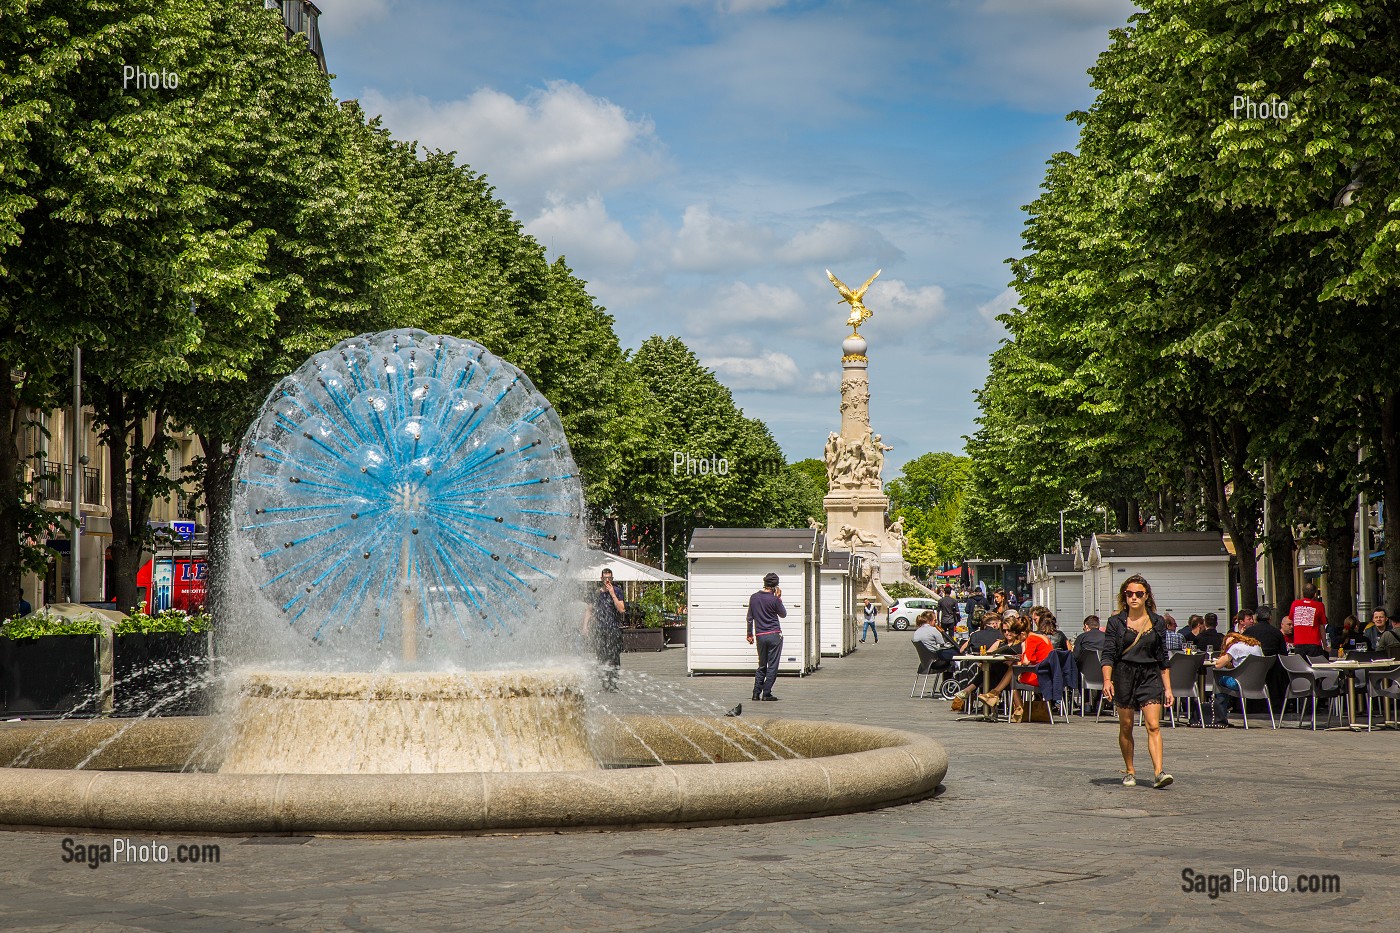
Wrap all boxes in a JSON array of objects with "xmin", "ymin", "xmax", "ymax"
[{"xmin": 763, "ymin": 572, "xmax": 780, "ymax": 588}]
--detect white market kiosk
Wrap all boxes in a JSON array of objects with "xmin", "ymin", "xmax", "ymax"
[
  {"xmin": 819, "ymin": 549, "xmax": 858, "ymax": 657},
  {"xmin": 686, "ymin": 528, "xmax": 823, "ymax": 676},
  {"xmin": 1074, "ymin": 532, "xmax": 1231, "ymax": 621},
  {"xmin": 1029, "ymin": 553, "xmax": 1084, "ymax": 628}
]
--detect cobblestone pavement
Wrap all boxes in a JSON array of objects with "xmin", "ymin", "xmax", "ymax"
[{"xmin": 2, "ymin": 641, "xmax": 1395, "ymax": 932}]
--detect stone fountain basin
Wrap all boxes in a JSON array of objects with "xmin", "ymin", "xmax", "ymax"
[{"xmin": 0, "ymin": 716, "xmax": 947, "ymax": 833}]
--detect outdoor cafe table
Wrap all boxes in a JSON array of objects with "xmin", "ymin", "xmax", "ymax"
[
  {"xmin": 1309, "ymin": 659, "xmax": 1400, "ymax": 731},
  {"xmin": 952, "ymin": 654, "xmax": 1012, "ymax": 721}
]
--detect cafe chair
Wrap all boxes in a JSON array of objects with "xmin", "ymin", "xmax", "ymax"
[
  {"xmin": 1213, "ymin": 655, "xmax": 1277, "ymax": 729},
  {"xmin": 911, "ymin": 642, "xmax": 953, "ymax": 699},
  {"xmin": 1165, "ymin": 651, "xmax": 1206, "ymax": 729},
  {"xmin": 1278, "ymin": 654, "xmax": 1341, "ymax": 730},
  {"xmin": 1364, "ymin": 665, "xmax": 1400, "ymax": 732},
  {"xmin": 1079, "ymin": 650, "xmax": 1108, "ymax": 719},
  {"xmin": 1011, "ymin": 663, "xmax": 1066, "ymax": 723}
]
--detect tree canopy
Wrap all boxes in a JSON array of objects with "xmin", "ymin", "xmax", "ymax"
[{"xmin": 963, "ymin": 0, "xmax": 1400, "ymax": 614}]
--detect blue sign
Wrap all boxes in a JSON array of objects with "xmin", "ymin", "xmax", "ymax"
[{"xmin": 172, "ymin": 521, "xmax": 196, "ymax": 540}]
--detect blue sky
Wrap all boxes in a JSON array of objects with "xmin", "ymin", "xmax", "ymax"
[{"xmin": 316, "ymin": 0, "xmax": 1139, "ymax": 475}]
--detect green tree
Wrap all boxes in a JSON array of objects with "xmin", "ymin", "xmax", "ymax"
[
  {"xmin": 886, "ymin": 452, "xmax": 970, "ymax": 572},
  {"xmin": 967, "ymin": 0, "xmax": 1400, "ymax": 615},
  {"xmin": 0, "ymin": 0, "xmax": 297, "ymax": 612},
  {"xmin": 620, "ymin": 336, "xmax": 795, "ymax": 564},
  {"xmin": 785, "ymin": 457, "xmax": 828, "ymax": 529}
]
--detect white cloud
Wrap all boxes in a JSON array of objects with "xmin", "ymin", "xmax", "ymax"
[
  {"xmin": 665, "ymin": 207, "xmax": 897, "ymax": 273},
  {"xmin": 976, "ymin": 286, "xmax": 1019, "ymax": 326},
  {"xmin": 525, "ymin": 195, "xmax": 638, "ymax": 268},
  {"xmin": 685, "ymin": 281, "xmax": 806, "ymax": 330},
  {"xmin": 865, "ymin": 278, "xmax": 948, "ymax": 334},
  {"xmin": 359, "ymin": 81, "xmax": 666, "ymax": 210},
  {"xmin": 776, "ymin": 220, "xmax": 901, "ymax": 265},
  {"xmin": 703, "ymin": 351, "xmax": 836, "ymax": 394},
  {"xmin": 668, "ymin": 205, "xmax": 778, "ymax": 272}
]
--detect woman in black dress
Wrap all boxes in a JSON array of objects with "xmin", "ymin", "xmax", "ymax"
[{"xmin": 1101, "ymin": 575, "xmax": 1173, "ymax": 788}]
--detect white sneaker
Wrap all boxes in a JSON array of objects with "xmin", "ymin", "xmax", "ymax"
[{"xmin": 1122, "ymin": 773, "xmax": 1137, "ymax": 787}]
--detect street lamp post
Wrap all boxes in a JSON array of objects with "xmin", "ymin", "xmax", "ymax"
[
  {"xmin": 70, "ymin": 344, "xmax": 82, "ymax": 604},
  {"xmin": 1357, "ymin": 446, "xmax": 1373, "ymax": 621},
  {"xmin": 1059, "ymin": 509, "xmax": 1068, "ymax": 554},
  {"xmin": 659, "ymin": 509, "xmax": 682, "ymax": 577},
  {"xmin": 658, "ymin": 509, "xmax": 684, "ymax": 614}
]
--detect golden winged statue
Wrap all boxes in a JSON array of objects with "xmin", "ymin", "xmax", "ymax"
[{"xmin": 826, "ymin": 268, "xmax": 882, "ymax": 332}]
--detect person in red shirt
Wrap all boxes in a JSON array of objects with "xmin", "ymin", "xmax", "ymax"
[
  {"xmin": 1285, "ymin": 583, "xmax": 1328, "ymax": 659},
  {"xmin": 977, "ymin": 616, "xmax": 1053, "ymax": 716}
]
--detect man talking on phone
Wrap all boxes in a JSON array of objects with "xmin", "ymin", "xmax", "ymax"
[
  {"xmin": 585, "ymin": 568, "xmax": 626, "ymax": 691},
  {"xmin": 746, "ymin": 572, "xmax": 786, "ymax": 701}
]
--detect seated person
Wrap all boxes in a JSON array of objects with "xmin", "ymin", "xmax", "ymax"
[
  {"xmin": 1243, "ymin": 609, "xmax": 1286, "ymax": 656},
  {"xmin": 1210, "ymin": 632, "xmax": 1262, "ymax": 727},
  {"xmin": 1378, "ymin": 615, "xmax": 1400, "ymax": 657},
  {"xmin": 1196, "ymin": 613, "xmax": 1224, "ymax": 654},
  {"xmin": 912, "ymin": 610, "xmax": 951, "ymax": 650},
  {"xmin": 978, "ymin": 617, "xmax": 1054, "ymax": 715},
  {"xmin": 1364, "ymin": 610, "xmax": 1391, "ymax": 652},
  {"xmin": 955, "ymin": 612, "xmax": 1008, "ymax": 704},
  {"xmin": 1336, "ymin": 615, "xmax": 1368, "ymax": 654},
  {"xmin": 1162, "ymin": 614, "xmax": 1184, "ymax": 653},
  {"xmin": 960, "ymin": 611, "xmax": 1002, "ymax": 654},
  {"xmin": 1073, "ymin": 615, "xmax": 1105, "ymax": 670},
  {"xmin": 1179, "ymin": 614, "xmax": 1205, "ymax": 650},
  {"xmin": 1037, "ymin": 612, "xmax": 1068, "ymax": 651}
]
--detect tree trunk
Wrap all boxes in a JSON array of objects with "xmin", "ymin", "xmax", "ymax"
[
  {"xmin": 1207, "ymin": 421, "xmax": 1260, "ymax": 611},
  {"xmin": 1197, "ymin": 455, "xmax": 1221, "ymax": 529},
  {"xmin": 0, "ymin": 361, "xmax": 23, "ymax": 620},
  {"xmin": 1126, "ymin": 497, "xmax": 1141, "ymax": 533},
  {"xmin": 1324, "ymin": 513, "xmax": 1355, "ymax": 629},
  {"xmin": 104, "ymin": 388, "xmax": 138, "ymax": 612},
  {"xmin": 1381, "ymin": 392, "xmax": 1399, "ymax": 618},
  {"xmin": 1158, "ymin": 490, "xmax": 1177, "ymax": 531},
  {"xmin": 99, "ymin": 387, "xmax": 167, "ymax": 613},
  {"xmin": 1111, "ymin": 497, "xmax": 1129, "ymax": 533},
  {"xmin": 1180, "ymin": 466, "xmax": 1199, "ymax": 529},
  {"xmin": 1267, "ymin": 520, "xmax": 1296, "ymax": 613}
]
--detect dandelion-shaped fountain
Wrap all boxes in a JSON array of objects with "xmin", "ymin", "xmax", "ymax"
[{"xmin": 221, "ymin": 329, "xmax": 595, "ymax": 773}]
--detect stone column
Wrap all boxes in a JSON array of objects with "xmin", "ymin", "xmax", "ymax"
[{"xmin": 823, "ymin": 331, "xmax": 897, "ymax": 602}]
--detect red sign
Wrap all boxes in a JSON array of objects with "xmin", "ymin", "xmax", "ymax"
[{"xmin": 137, "ymin": 557, "xmax": 208, "ymax": 614}]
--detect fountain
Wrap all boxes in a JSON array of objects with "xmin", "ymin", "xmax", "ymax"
[{"xmin": 0, "ymin": 330, "xmax": 946, "ymax": 832}]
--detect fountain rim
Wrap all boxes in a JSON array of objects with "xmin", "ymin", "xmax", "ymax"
[{"xmin": 0, "ymin": 716, "xmax": 947, "ymax": 834}]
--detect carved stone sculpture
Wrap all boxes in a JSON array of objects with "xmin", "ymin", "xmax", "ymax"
[{"xmin": 836, "ymin": 523, "xmax": 879, "ymax": 549}]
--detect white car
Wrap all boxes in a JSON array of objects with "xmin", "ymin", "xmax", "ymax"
[{"xmin": 886, "ymin": 598, "xmax": 939, "ymax": 631}]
